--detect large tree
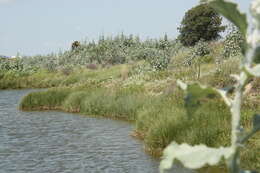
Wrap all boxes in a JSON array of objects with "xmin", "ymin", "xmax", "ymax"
[{"xmin": 178, "ymin": 4, "xmax": 226, "ymax": 47}]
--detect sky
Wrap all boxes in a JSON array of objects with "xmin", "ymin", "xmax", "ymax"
[{"xmin": 0, "ymin": 0, "xmax": 250, "ymax": 56}]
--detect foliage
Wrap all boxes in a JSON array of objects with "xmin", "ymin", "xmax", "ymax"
[
  {"xmin": 0, "ymin": 58, "xmax": 24, "ymax": 71},
  {"xmin": 180, "ymin": 40, "xmax": 212, "ymax": 79},
  {"xmin": 192, "ymin": 40, "xmax": 211, "ymax": 57},
  {"xmin": 178, "ymin": 3, "xmax": 226, "ymax": 46},
  {"xmin": 145, "ymin": 48, "xmax": 171, "ymax": 71},
  {"xmin": 0, "ymin": 34, "xmax": 179, "ymax": 74},
  {"xmin": 184, "ymin": 40, "xmax": 211, "ymax": 65},
  {"xmin": 160, "ymin": 1, "xmax": 259, "ymax": 173},
  {"xmin": 223, "ymin": 25, "xmax": 245, "ymax": 58}
]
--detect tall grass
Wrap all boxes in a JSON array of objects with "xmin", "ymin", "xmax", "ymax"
[{"xmin": 20, "ymin": 88, "xmax": 72, "ymax": 110}]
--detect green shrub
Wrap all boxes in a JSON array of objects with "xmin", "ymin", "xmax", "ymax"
[
  {"xmin": 145, "ymin": 49, "xmax": 170, "ymax": 70},
  {"xmin": 184, "ymin": 40, "xmax": 211, "ymax": 65},
  {"xmin": 222, "ymin": 25, "xmax": 245, "ymax": 58},
  {"xmin": 193, "ymin": 40, "xmax": 211, "ymax": 57}
]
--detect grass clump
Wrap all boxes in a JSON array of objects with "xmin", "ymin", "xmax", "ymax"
[
  {"xmin": 136, "ymin": 92, "xmax": 231, "ymax": 150},
  {"xmin": 20, "ymin": 88, "xmax": 72, "ymax": 110},
  {"xmin": 62, "ymin": 91, "xmax": 89, "ymax": 113},
  {"xmin": 20, "ymin": 86, "xmax": 148, "ymax": 121}
]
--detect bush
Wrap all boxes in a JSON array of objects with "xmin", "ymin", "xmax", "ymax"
[
  {"xmin": 192, "ymin": 40, "xmax": 211, "ymax": 57},
  {"xmin": 145, "ymin": 49, "xmax": 170, "ymax": 71},
  {"xmin": 222, "ymin": 25, "xmax": 245, "ymax": 58},
  {"xmin": 183, "ymin": 40, "xmax": 211, "ymax": 66},
  {"xmin": 178, "ymin": 4, "xmax": 226, "ymax": 46},
  {"xmin": 0, "ymin": 58, "xmax": 24, "ymax": 71}
]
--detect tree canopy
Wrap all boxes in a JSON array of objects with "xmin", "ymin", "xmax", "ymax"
[{"xmin": 178, "ymin": 4, "xmax": 226, "ymax": 47}]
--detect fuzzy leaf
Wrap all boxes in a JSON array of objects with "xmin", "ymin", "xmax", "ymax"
[
  {"xmin": 159, "ymin": 142, "xmax": 233, "ymax": 172},
  {"xmin": 184, "ymin": 83, "xmax": 218, "ymax": 115},
  {"xmin": 217, "ymin": 88, "xmax": 231, "ymax": 106},
  {"xmin": 246, "ymin": 64, "xmax": 260, "ymax": 77},
  {"xmin": 177, "ymin": 80, "xmax": 187, "ymax": 90},
  {"xmin": 240, "ymin": 170, "xmax": 259, "ymax": 173},
  {"xmin": 209, "ymin": 0, "xmax": 248, "ymax": 37}
]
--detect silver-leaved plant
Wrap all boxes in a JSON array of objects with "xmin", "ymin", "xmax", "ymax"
[{"xmin": 160, "ymin": 0, "xmax": 260, "ymax": 173}]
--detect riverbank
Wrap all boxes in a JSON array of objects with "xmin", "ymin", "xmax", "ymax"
[{"xmin": 18, "ymin": 61, "xmax": 260, "ymax": 172}]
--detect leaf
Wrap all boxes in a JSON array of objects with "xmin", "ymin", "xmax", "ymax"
[
  {"xmin": 217, "ymin": 88, "xmax": 232, "ymax": 106},
  {"xmin": 159, "ymin": 142, "xmax": 233, "ymax": 172},
  {"xmin": 184, "ymin": 83, "xmax": 219, "ymax": 115},
  {"xmin": 177, "ymin": 80, "xmax": 187, "ymax": 90},
  {"xmin": 245, "ymin": 64, "xmax": 260, "ymax": 77},
  {"xmin": 208, "ymin": 0, "xmax": 248, "ymax": 37},
  {"xmin": 240, "ymin": 170, "xmax": 259, "ymax": 173}
]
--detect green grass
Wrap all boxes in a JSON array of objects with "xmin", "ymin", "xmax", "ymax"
[
  {"xmin": 20, "ymin": 88, "xmax": 72, "ymax": 110},
  {"xmin": 0, "ymin": 70, "xmax": 63, "ymax": 89},
  {"xmin": 0, "ymin": 65, "xmax": 123, "ymax": 89}
]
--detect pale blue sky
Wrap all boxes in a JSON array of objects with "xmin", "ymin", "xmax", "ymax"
[{"xmin": 0, "ymin": 0, "xmax": 250, "ymax": 56}]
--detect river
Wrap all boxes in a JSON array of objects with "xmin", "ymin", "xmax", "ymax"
[{"xmin": 0, "ymin": 90, "xmax": 194, "ymax": 173}]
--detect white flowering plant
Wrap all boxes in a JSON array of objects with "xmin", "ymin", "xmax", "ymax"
[
  {"xmin": 145, "ymin": 49, "xmax": 171, "ymax": 71},
  {"xmin": 223, "ymin": 25, "xmax": 245, "ymax": 58},
  {"xmin": 0, "ymin": 34, "xmax": 180, "ymax": 73},
  {"xmin": 160, "ymin": 0, "xmax": 260, "ymax": 173}
]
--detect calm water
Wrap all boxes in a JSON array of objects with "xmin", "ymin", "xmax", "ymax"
[{"xmin": 0, "ymin": 90, "xmax": 194, "ymax": 173}]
